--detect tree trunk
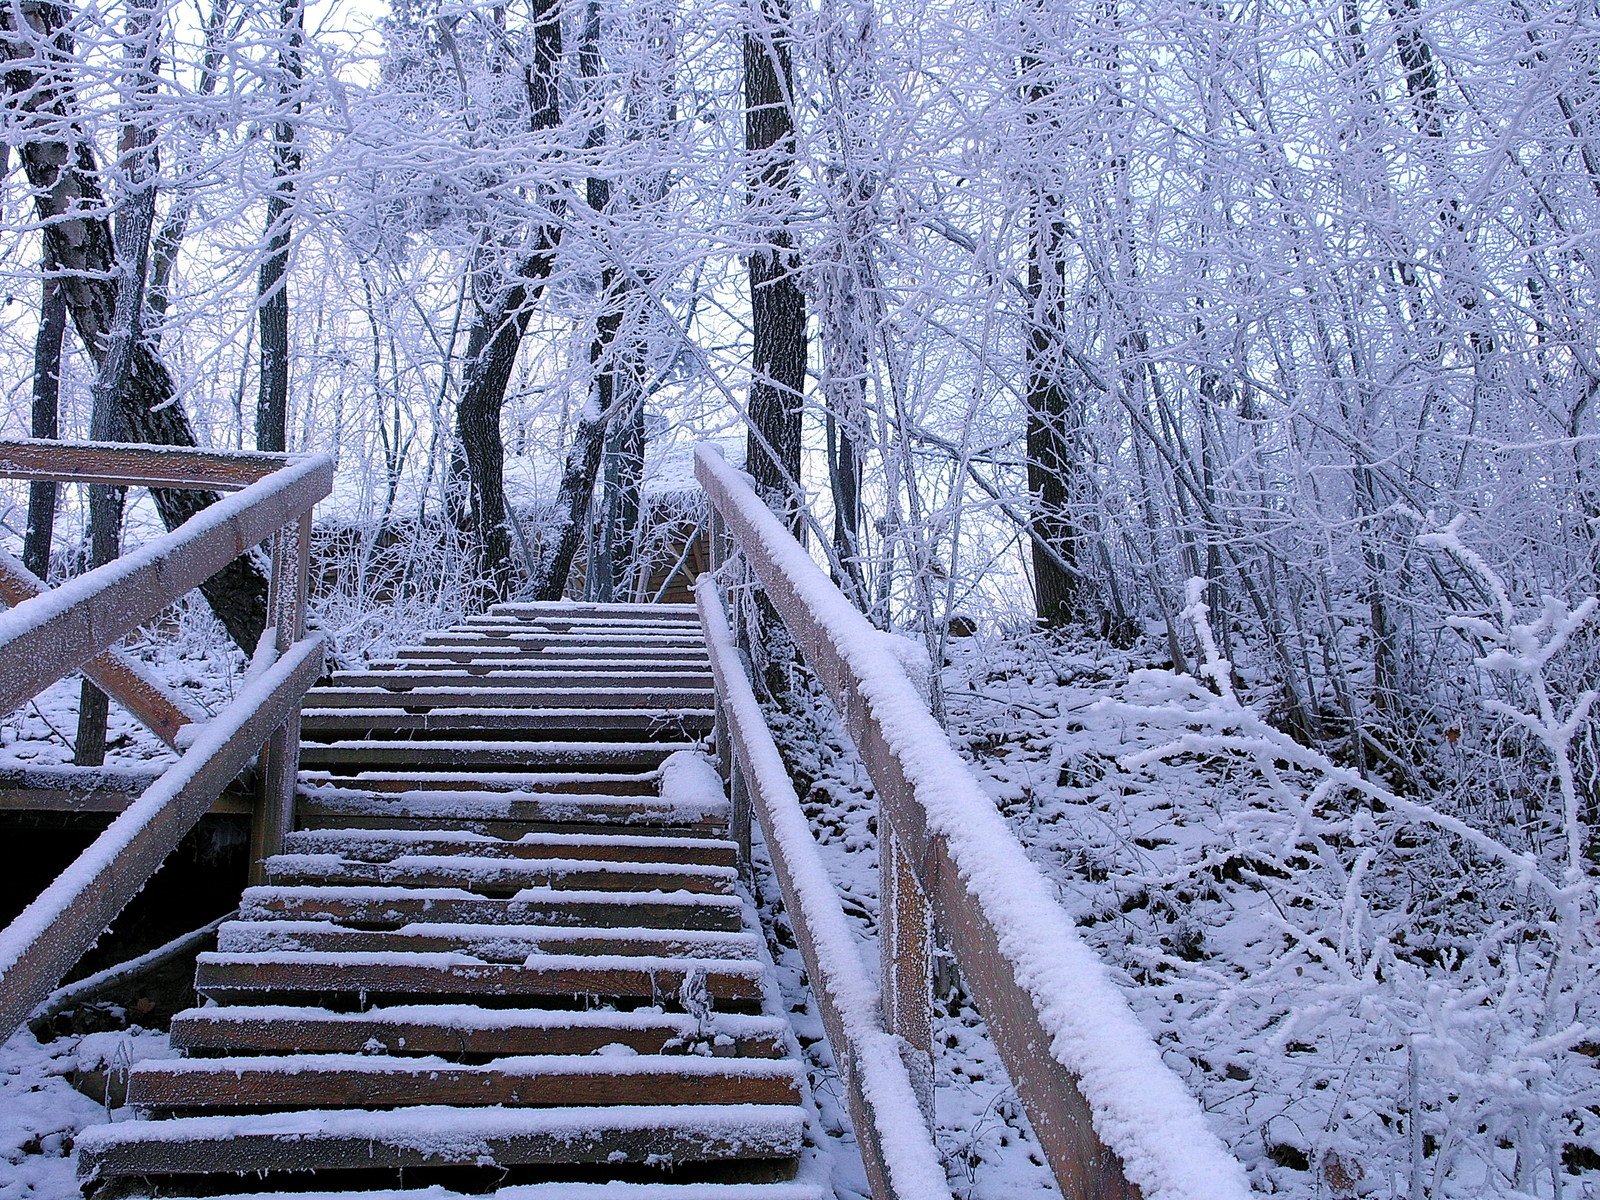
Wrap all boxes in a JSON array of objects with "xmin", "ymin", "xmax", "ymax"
[
  {"xmin": 2, "ymin": 0, "xmax": 269, "ymax": 651},
  {"xmin": 24, "ymin": 271, "xmax": 65, "ymax": 579},
  {"xmin": 744, "ymin": 0, "xmax": 807, "ymax": 520},
  {"xmin": 256, "ymin": 0, "xmax": 302, "ymax": 452},
  {"xmin": 1020, "ymin": 50, "xmax": 1087, "ymax": 627},
  {"xmin": 452, "ymin": 0, "xmax": 564, "ymax": 608}
]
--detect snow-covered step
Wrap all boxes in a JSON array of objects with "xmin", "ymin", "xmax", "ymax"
[
  {"xmin": 261, "ymin": 852, "xmax": 737, "ymax": 895},
  {"xmin": 328, "ymin": 668, "xmax": 715, "ymax": 690},
  {"xmin": 299, "ymin": 708, "xmax": 715, "ymax": 737},
  {"xmin": 192, "ymin": 951, "xmax": 767, "ymax": 1006},
  {"xmin": 168, "ymin": 1005, "xmax": 789, "ymax": 1060},
  {"xmin": 296, "ymin": 787, "xmax": 727, "ymax": 835},
  {"xmin": 282, "ymin": 826, "xmax": 737, "ymax": 867},
  {"xmin": 127, "ymin": 1052, "xmax": 801, "ymax": 1112},
  {"xmin": 297, "ymin": 738, "xmax": 699, "ymax": 771},
  {"xmin": 389, "ymin": 647, "xmax": 709, "ymax": 666},
  {"xmin": 216, "ymin": 919, "xmax": 760, "ymax": 961},
  {"xmin": 240, "ymin": 886, "xmax": 745, "ymax": 931},
  {"xmin": 487, "ymin": 601, "xmax": 699, "ymax": 621},
  {"xmin": 105, "ymin": 1183, "xmax": 826, "ymax": 1200},
  {"xmin": 305, "ymin": 685, "xmax": 714, "ymax": 708},
  {"xmin": 420, "ymin": 630, "xmax": 707, "ymax": 649},
  {"xmin": 77, "ymin": 1103, "xmax": 806, "ymax": 1183},
  {"xmin": 299, "ymin": 770, "xmax": 663, "ymax": 797}
]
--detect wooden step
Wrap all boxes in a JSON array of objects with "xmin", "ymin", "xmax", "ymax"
[
  {"xmin": 487, "ymin": 602, "xmax": 699, "ymax": 621},
  {"xmin": 297, "ymin": 740, "xmax": 698, "ymax": 772},
  {"xmin": 168, "ymin": 1005, "xmax": 788, "ymax": 1059},
  {"xmin": 420, "ymin": 631, "xmax": 707, "ymax": 649},
  {"xmin": 105, "ymin": 1184, "xmax": 826, "ymax": 1200},
  {"xmin": 281, "ymin": 827, "xmax": 737, "ymax": 867},
  {"xmin": 389, "ymin": 648, "xmax": 709, "ymax": 667},
  {"xmin": 261, "ymin": 853, "xmax": 736, "ymax": 895},
  {"xmin": 128, "ymin": 1053, "xmax": 801, "ymax": 1112},
  {"xmin": 329, "ymin": 669, "xmax": 715, "ymax": 690},
  {"xmin": 304, "ymin": 686, "xmax": 715, "ymax": 709},
  {"xmin": 78, "ymin": 1103, "xmax": 805, "ymax": 1182},
  {"xmin": 240, "ymin": 887, "xmax": 745, "ymax": 931},
  {"xmin": 216, "ymin": 919, "xmax": 759, "ymax": 960},
  {"xmin": 193, "ymin": 951, "xmax": 765, "ymax": 1005},
  {"xmin": 299, "ymin": 709, "xmax": 715, "ymax": 737},
  {"xmin": 296, "ymin": 788, "xmax": 726, "ymax": 835},
  {"xmin": 299, "ymin": 771, "xmax": 663, "ymax": 797}
]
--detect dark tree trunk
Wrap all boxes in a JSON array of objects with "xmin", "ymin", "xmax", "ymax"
[
  {"xmin": 1021, "ymin": 56, "xmax": 1087, "ymax": 628},
  {"xmin": 3, "ymin": 0, "xmax": 269, "ymax": 651},
  {"xmin": 598, "ymin": 396, "xmax": 645, "ymax": 600},
  {"xmin": 256, "ymin": 0, "xmax": 302, "ymax": 452},
  {"xmin": 744, "ymin": 0, "xmax": 807, "ymax": 521},
  {"xmin": 452, "ymin": 0, "xmax": 564, "ymax": 608},
  {"xmin": 24, "ymin": 271, "xmax": 66, "ymax": 579},
  {"xmin": 457, "ymin": 275, "xmax": 541, "ymax": 606},
  {"xmin": 535, "ymin": 279, "xmax": 622, "ymax": 602}
]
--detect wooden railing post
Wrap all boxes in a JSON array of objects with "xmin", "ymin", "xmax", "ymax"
[
  {"xmin": 881, "ymin": 820, "xmax": 935, "ymax": 1124},
  {"xmin": 251, "ymin": 511, "xmax": 313, "ymax": 884}
]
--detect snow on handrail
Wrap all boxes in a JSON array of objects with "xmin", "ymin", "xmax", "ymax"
[
  {"xmin": 696, "ymin": 581, "xmax": 954, "ymax": 1200},
  {"xmin": 0, "ymin": 448, "xmax": 332, "ymax": 713},
  {"xmin": 695, "ymin": 444, "xmax": 1251, "ymax": 1200}
]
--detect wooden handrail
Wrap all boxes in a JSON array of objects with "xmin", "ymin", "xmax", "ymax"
[
  {"xmin": 697, "ymin": 582, "xmax": 953, "ymax": 1200},
  {"xmin": 0, "ymin": 438, "xmax": 302, "ymax": 490},
  {"xmin": 0, "ymin": 450, "xmax": 332, "ymax": 712},
  {"xmin": 695, "ymin": 445, "xmax": 1251, "ymax": 1200},
  {"xmin": 0, "ymin": 440, "xmax": 332, "ymax": 1042},
  {"xmin": 0, "ymin": 551, "xmax": 198, "ymax": 749},
  {"xmin": 0, "ymin": 634, "xmax": 324, "ymax": 1038}
]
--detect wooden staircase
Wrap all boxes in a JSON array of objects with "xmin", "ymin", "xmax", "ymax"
[{"xmin": 76, "ymin": 602, "xmax": 823, "ymax": 1200}]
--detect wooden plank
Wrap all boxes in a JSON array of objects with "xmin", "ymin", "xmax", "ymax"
[
  {"xmin": 699, "ymin": 447, "xmax": 1210, "ymax": 1200},
  {"xmin": 420, "ymin": 631, "xmax": 707, "ymax": 649},
  {"xmin": 0, "ymin": 454, "xmax": 333, "ymax": 713},
  {"xmin": 0, "ymin": 634, "xmax": 325, "ymax": 1042},
  {"xmin": 330, "ymin": 669, "xmax": 714, "ymax": 691},
  {"xmin": 303, "ymin": 686, "xmax": 715, "ymax": 709},
  {"xmin": 0, "ymin": 437, "xmax": 298, "ymax": 490},
  {"xmin": 297, "ymin": 788, "xmax": 725, "ymax": 833},
  {"xmin": 0, "ymin": 764, "xmax": 254, "ymax": 814},
  {"xmin": 239, "ymin": 888, "xmax": 745, "ymax": 931},
  {"xmin": 388, "ymin": 648, "xmax": 710, "ymax": 666},
  {"xmin": 298, "ymin": 709, "xmax": 715, "ymax": 736},
  {"xmin": 298, "ymin": 771, "xmax": 663, "ymax": 797},
  {"xmin": 127, "ymin": 1055, "xmax": 799, "ymax": 1110},
  {"xmin": 698, "ymin": 585, "xmax": 951, "ymax": 1200},
  {"xmin": 297, "ymin": 740, "xmax": 697, "ymax": 771},
  {"xmin": 0, "ymin": 551, "xmax": 199, "ymax": 749},
  {"xmin": 93, "ymin": 1184, "xmax": 826, "ymax": 1200},
  {"xmin": 490, "ymin": 601, "xmax": 699, "ymax": 619},
  {"xmin": 168, "ymin": 1005, "xmax": 788, "ymax": 1058},
  {"xmin": 214, "ymin": 921, "xmax": 759, "ymax": 960},
  {"xmin": 261, "ymin": 854, "xmax": 736, "ymax": 896},
  {"xmin": 192, "ymin": 953, "xmax": 766, "ymax": 1004},
  {"xmin": 281, "ymin": 827, "xmax": 737, "ymax": 866},
  {"xmin": 77, "ymin": 1104, "xmax": 806, "ymax": 1181}
]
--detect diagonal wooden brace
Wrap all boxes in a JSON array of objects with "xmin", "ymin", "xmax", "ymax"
[{"xmin": 0, "ymin": 550, "xmax": 199, "ymax": 750}]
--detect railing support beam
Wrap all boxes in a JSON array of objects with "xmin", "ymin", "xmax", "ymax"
[{"xmin": 252, "ymin": 511, "xmax": 313, "ymax": 882}]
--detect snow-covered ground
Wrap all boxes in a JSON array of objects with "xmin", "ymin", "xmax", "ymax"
[
  {"xmin": 759, "ymin": 624, "xmax": 1598, "ymax": 1200},
  {"xmin": 0, "ymin": 1024, "xmax": 169, "ymax": 1200}
]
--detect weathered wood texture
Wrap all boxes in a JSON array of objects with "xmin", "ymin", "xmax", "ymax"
[
  {"xmin": 698, "ymin": 585, "xmax": 951, "ymax": 1200},
  {"xmin": 0, "ymin": 451, "xmax": 333, "ymax": 713},
  {"xmin": 697, "ymin": 446, "xmax": 1149, "ymax": 1200},
  {"xmin": 0, "ymin": 634, "xmax": 325, "ymax": 1041},
  {"xmin": 0, "ymin": 438, "xmax": 293, "ymax": 490},
  {"xmin": 0, "ymin": 550, "xmax": 197, "ymax": 749}
]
